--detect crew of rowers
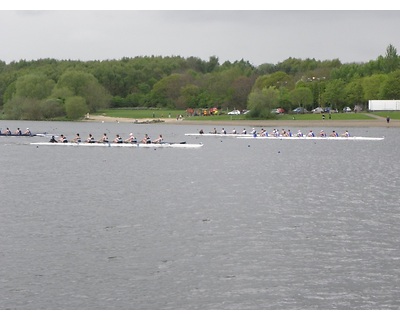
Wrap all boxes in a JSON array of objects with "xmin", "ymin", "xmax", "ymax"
[
  {"xmin": 202, "ymin": 127, "xmax": 350, "ymax": 138},
  {"xmin": 0, "ymin": 127, "xmax": 31, "ymax": 135},
  {"xmin": 49, "ymin": 132, "xmax": 164, "ymax": 144}
]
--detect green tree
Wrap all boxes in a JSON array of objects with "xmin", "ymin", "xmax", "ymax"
[
  {"xmin": 247, "ymin": 87, "xmax": 279, "ymax": 119},
  {"xmin": 150, "ymin": 73, "xmax": 191, "ymax": 108},
  {"xmin": 3, "ymin": 96, "xmax": 42, "ymax": 120},
  {"xmin": 65, "ymin": 96, "xmax": 89, "ymax": 120},
  {"xmin": 40, "ymin": 98, "xmax": 66, "ymax": 119},
  {"xmin": 384, "ymin": 44, "xmax": 399, "ymax": 73},
  {"xmin": 322, "ymin": 79, "xmax": 346, "ymax": 108},
  {"xmin": 362, "ymin": 74, "xmax": 388, "ymax": 101},
  {"xmin": 56, "ymin": 70, "xmax": 110, "ymax": 112},
  {"xmin": 180, "ymin": 84, "xmax": 201, "ymax": 109},
  {"xmin": 253, "ymin": 71, "xmax": 291, "ymax": 91},
  {"xmin": 380, "ymin": 70, "xmax": 400, "ymax": 99},
  {"xmin": 289, "ymin": 87, "xmax": 313, "ymax": 109},
  {"xmin": 230, "ymin": 75, "xmax": 255, "ymax": 110},
  {"xmin": 345, "ymin": 78, "xmax": 364, "ymax": 106},
  {"xmin": 15, "ymin": 73, "xmax": 55, "ymax": 99}
]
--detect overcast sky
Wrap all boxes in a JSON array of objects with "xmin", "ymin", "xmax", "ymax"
[{"xmin": 1, "ymin": 7, "xmax": 400, "ymax": 66}]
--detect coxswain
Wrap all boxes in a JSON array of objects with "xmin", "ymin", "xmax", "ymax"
[
  {"xmin": 199, "ymin": 129, "xmax": 204, "ymax": 134},
  {"xmin": 15, "ymin": 128, "xmax": 22, "ymax": 135},
  {"xmin": 152, "ymin": 134, "xmax": 163, "ymax": 144},
  {"xmin": 24, "ymin": 128, "xmax": 31, "ymax": 135},
  {"xmin": 86, "ymin": 134, "xmax": 95, "ymax": 143},
  {"xmin": 113, "ymin": 134, "xmax": 123, "ymax": 143},
  {"xmin": 49, "ymin": 135, "xmax": 57, "ymax": 143}
]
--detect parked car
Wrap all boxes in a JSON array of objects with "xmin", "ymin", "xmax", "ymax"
[
  {"xmin": 343, "ymin": 107, "xmax": 352, "ymax": 113},
  {"xmin": 324, "ymin": 107, "xmax": 338, "ymax": 113},
  {"xmin": 293, "ymin": 107, "xmax": 308, "ymax": 114},
  {"xmin": 312, "ymin": 107, "xmax": 324, "ymax": 113},
  {"xmin": 271, "ymin": 108, "xmax": 285, "ymax": 114},
  {"xmin": 228, "ymin": 110, "xmax": 240, "ymax": 115}
]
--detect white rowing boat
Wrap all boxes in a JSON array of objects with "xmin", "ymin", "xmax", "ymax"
[
  {"xmin": 185, "ymin": 133, "xmax": 252, "ymax": 137},
  {"xmin": 31, "ymin": 142, "xmax": 204, "ymax": 148},
  {"xmin": 236, "ymin": 136, "xmax": 384, "ymax": 141}
]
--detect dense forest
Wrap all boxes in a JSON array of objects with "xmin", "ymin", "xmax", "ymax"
[{"xmin": 0, "ymin": 44, "xmax": 399, "ymax": 120}]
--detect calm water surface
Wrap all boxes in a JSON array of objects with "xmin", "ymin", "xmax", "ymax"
[{"xmin": 0, "ymin": 120, "xmax": 399, "ymax": 309}]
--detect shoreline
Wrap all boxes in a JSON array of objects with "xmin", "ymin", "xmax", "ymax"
[{"xmin": 83, "ymin": 115, "xmax": 398, "ymax": 128}]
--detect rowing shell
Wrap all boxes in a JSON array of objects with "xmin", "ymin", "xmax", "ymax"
[
  {"xmin": 0, "ymin": 133, "xmax": 50, "ymax": 137},
  {"xmin": 30, "ymin": 142, "xmax": 204, "ymax": 148},
  {"xmin": 185, "ymin": 133, "xmax": 252, "ymax": 137},
  {"xmin": 237, "ymin": 136, "xmax": 384, "ymax": 141}
]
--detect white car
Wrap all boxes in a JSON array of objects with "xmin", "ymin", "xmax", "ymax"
[
  {"xmin": 343, "ymin": 107, "xmax": 352, "ymax": 113},
  {"xmin": 312, "ymin": 107, "xmax": 324, "ymax": 113},
  {"xmin": 228, "ymin": 110, "xmax": 240, "ymax": 115}
]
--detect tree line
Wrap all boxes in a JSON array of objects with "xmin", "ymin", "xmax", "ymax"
[{"xmin": 0, "ymin": 44, "xmax": 399, "ymax": 120}]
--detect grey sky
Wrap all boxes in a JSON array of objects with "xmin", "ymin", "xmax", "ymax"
[{"xmin": 1, "ymin": 10, "xmax": 400, "ymax": 66}]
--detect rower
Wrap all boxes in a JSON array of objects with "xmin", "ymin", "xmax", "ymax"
[
  {"xmin": 24, "ymin": 128, "xmax": 31, "ymax": 135},
  {"xmin": 231, "ymin": 128, "xmax": 237, "ymax": 134},
  {"xmin": 125, "ymin": 133, "xmax": 137, "ymax": 143},
  {"xmin": 250, "ymin": 128, "xmax": 256, "ymax": 137},
  {"xmin": 49, "ymin": 135, "xmax": 57, "ymax": 143},
  {"xmin": 72, "ymin": 133, "xmax": 81, "ymax": 143},
  {"xmin": 221, "ymin": 128, "xmax": 226, "ymax": 134},
  {"xmin": 141, "ymin": 134, "xmax": 151, "ymax": 144},
  {"xmin": 342, "ymin": 130, "xmax": 350, "ymax": 137},
  {"xmin": 242, "ymin": 128, "xmax": 247, "ymax": 134},
  {"xmin": 15, "ymin": 128, "xmax": 22, "ymax": 135},
  {"xmin": 330, "ymin": 130, "xmax": 338, "ymax": 137},
  {"xmin": 307, "ymin": 130, "xmax": 315, "ymax": 137},
  {"xmin": 297, "ymin": 130, "xmax": 303, "ymax": 137},
  {"xmin": 152, "ymin": 134, "xmax": 163, "ymax": 144},
  {"xmin": 4, "ymin": 128, "xmax": 11, "ymax": 135},
  {"xmin": 114, "ymin": 134, "xmax": 123, "ymax": 143},
  {"xmin": 59, "ymin": 134, "xmax": 68, "ymax": 143},
  {"xmin": 99, "ymin": 133, "xmax": 109, "ymax": 143},
  {"xmin": 86, "ymin": 134, "xmax": 95, "ymax": 143}
]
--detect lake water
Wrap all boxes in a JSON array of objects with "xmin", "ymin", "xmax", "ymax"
[{"xmin": 0, "ymin": 120, "xmax": 399, "ymax": 310}]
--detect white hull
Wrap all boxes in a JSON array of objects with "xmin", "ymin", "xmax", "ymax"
[
  {"xmin": 237, "ymin": 136, "xmax": 384, "ymax": 141},
  {"xmin": 185, "ymin": 133, "xmax": 252, "ymax": 137},
  {"xmin": 31, "ymin": 142, "xmax": 203, "ymax": 148}
]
